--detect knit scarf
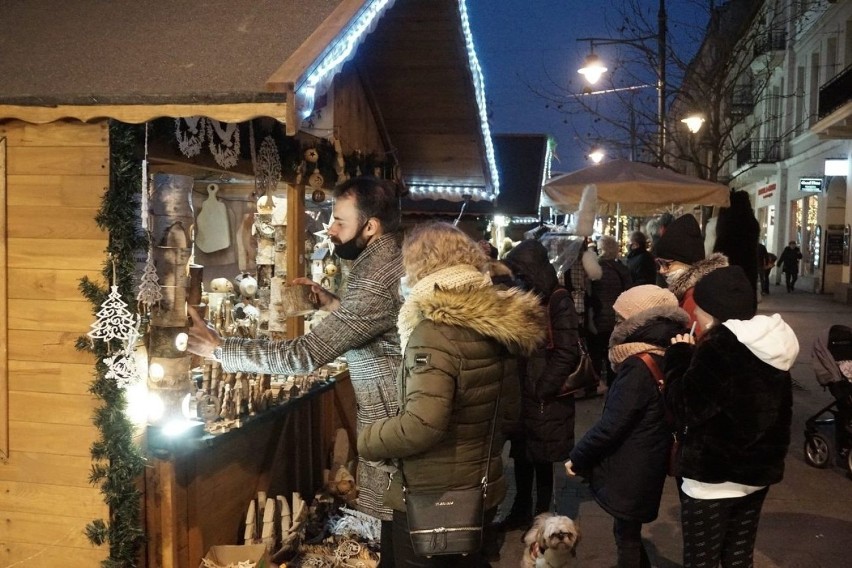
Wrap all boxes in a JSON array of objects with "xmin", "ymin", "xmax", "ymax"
[
  {"xmin": 608, "ymin": 342, "xmax": 665, "ymax": 370},
  {"xmin": 397, "ymin": 264, "xmax": 491, "ymax": 352}
]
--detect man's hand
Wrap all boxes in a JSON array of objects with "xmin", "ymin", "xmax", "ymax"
[
  {"xmin": 186, "ymin": 305, "xmax": 223, "ymax": 359},
  {"xmin": 291, "ymin": 277, "xmax": 340, "ymax": 311},
  {"xmin": 564, "ymin": 460, "xmax": 577, "ymax": 477}
]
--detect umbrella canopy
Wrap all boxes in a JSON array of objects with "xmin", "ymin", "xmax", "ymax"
[{"xmin": 543, "ymin": 159, "xmax": 730, "ymax": 215}]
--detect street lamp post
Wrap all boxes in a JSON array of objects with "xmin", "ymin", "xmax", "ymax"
[{"xmin": 577, "ymin": 0, "xmax": 668, "ymax": 165}]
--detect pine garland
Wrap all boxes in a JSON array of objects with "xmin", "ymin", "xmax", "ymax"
[{"xmin": 76, "ymin": 121, "xmax": 148, "ymax": 567}]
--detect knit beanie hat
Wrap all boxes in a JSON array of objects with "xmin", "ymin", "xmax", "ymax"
[
  {"xmin": 654, "ymin": 214, "xmax": 705, "ymax": 265},
  {"xmin": 693, "ymin": 265, "xmax": 756, "ymax": 322},
  {"xmin": 613, "ymin": 284, "xmax": 678, "ymax": 320}
]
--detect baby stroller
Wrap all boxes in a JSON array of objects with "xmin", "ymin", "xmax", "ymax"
[{"xmin": 805, "ymin": 324, "xmax": 852, "ymax": 476}]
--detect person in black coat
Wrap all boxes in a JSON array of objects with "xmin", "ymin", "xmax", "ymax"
[
  {"xmin": 777, "ymin": 241, "xmax": 803, "ymax": 292},
  {"xmin": 589, "ymin": 235, "xmax": 632, "ymax": 385},
  {"xmin": 566, "ymin": 285, "xmax": 688, "ymax": 567},
  {"xmin": 664, "ymin": 266, "xmax": 796, "ymax": 568},
  {"xmin": 625, "ymin": 231, "xmax": 657, "ymax": 286},
  {"xmin": 502, "ymin": 239, "xmax": 580, "ymax": 529}
]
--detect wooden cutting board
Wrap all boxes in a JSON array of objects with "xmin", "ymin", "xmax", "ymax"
[{"xmin": 195, "ymin": 183, "xmax": 231, "ymax": 253}]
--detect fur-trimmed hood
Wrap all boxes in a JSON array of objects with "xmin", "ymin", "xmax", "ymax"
[
  {"xmin": 609, "ymin": 304, "xmax": 690, "ymax": 348},
  {"xmin": 668, "ymin": 253, "xmax": 729, "ymax": 299},
  {"xmin": 402, "ymin": 284, "xmax": 546, "ymax": 356}
]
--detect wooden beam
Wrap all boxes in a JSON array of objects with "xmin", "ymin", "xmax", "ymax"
[
  {"xmin": 266, "ymin": 0, "xmax": 369, "ymax": 92},
  {"xmin": 0, "ymin": 102, "xmax": 288, "ymax": 126}
]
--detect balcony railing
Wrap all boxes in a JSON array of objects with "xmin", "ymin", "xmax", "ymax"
[
  {"xmin": 818, "ymin": 62, "xmax": 852, "ymax": 119},
  {"xmin": 753, "ymin": 29, "xmax": 786, "ymax": 58},
  {"xmin": 730, "ymin": 85, "xmax": 754, "ymax": 117},
  {"xmin": 736, "ymin": 138, "xmax": 782, "ymax": 169}
]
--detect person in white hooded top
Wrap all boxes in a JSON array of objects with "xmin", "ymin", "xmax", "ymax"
[{"xmin": 664, "ymin": 265, "xmax": 797, "ymax": 568}]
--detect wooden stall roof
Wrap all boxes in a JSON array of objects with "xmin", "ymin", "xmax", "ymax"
[{"xmin": 0, "ymin": 0, "xmax": 495, "ymax": 192}]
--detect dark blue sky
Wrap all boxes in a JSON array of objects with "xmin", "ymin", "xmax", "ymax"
[{"xmin": 468, "ymin": 0, "xmax": 712, "ymax": 173}]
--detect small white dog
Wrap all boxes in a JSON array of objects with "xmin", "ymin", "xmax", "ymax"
[{"xmin": 521, "ymin": 512, "xmax": 581, "ymax": 568}]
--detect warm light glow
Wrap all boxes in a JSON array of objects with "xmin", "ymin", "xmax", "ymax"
[
  {"xmin": 147, "ymin": 392, "xmax": 165, "ymax": 423},
  {"xmin": 578, "ymin": 53, "xmax": 608, "ymax": 85},
  {"xmin": 589, "ymin": 148, "xmax": 605, "ymax": 164},
  {"xmin": 148, "ymin": 362, "xmax": 165, "ymax": 382},
  {"xmin": 174, "ymin": 332, "xmax": 188, "ymax": 352},
  {"xmin": 493, "ymin": 215, "xmax": 509, "ymax": 228},
  {"xmin": 161, "ymin": 419, "xmax": 203, "ymax": 438},
  {"xmin": 125, "ymin": 382, "xmax": 150, "ymax": 426},
  {"xmin": 681, "ymin": 115, "xmax": 705, "ymax": 134}
]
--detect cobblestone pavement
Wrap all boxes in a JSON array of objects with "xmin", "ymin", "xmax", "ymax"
[{"xmin": 492, "ymin": 288, "xmax": 852, "ymax": 568}]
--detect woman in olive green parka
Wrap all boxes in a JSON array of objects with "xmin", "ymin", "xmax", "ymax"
[{"xmin": 358, "ymin": 222, "xmax": 546, "ymax": 567}]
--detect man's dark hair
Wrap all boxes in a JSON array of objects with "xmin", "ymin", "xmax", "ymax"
[
  {"xmin": 630, "ymin": 231, "xmax": 648, "ymax": 250},
  {"xmin": 333, "ymin": 176, "xmax": 402, "ymax": 233}
]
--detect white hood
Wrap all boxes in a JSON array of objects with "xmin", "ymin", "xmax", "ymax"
[{"xmin": 722, "ymin": 314, "xmax": 799, "ymax": 371}]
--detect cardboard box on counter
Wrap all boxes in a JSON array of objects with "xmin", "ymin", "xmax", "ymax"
[{"xmin": 200, "ymin": 544, "xmax": 270, "ymax": 568}]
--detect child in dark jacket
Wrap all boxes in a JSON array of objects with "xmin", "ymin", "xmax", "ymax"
[
  {"xmin": 566, "ymin": 285, "xmax": 688, "ymax": 567},
  {"xmin": 664, "ymin": 266, "xmax": 797, "ymax": 568}
]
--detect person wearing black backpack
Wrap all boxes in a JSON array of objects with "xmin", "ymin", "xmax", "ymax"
[{"xmin": 501, "ymin": 239, "xmax": 580, "ymax": 531}]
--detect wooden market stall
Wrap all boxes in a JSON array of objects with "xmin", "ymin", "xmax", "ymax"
[{"xmin": 0, "ymin": 1, "xmax": 499, "ymax": 567}]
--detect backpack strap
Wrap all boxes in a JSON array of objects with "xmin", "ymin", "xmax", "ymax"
[
  {"xmin": 635, "ymin": 352, "xmax": 675, "ymax": 427},
  {"xmin": 636, "ymin": 352, "xmax": 665, "ymax": 391},
  {"xmin": 546, "ymin": 287, "xmax": 570, "ymax": 349}
]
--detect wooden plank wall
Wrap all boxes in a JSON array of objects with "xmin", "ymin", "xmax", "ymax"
[{"xmin": 0, "ymin": 119, "xmax": 110, "ymax": 567}]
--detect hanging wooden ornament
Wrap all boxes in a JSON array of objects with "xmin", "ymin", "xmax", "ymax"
[
  {"xmin": 311, "ymin": 189, "xmax": 326, "ymax": 203},
  {"xmin": 308, "ymin": 169, "xmax": 324, "ymax": 189},
  {"xmin": 304, "ymin": 148, "xmax": 319, "ymax": 163},
  {"xmin": 256, "ymin": 135, "xmax": 282, "ymax": 196},
  {"xmin": 206, "ymin": 119, "xmax": 241, "ymax": 169},
  {"xmin": 175, "ymin": 116, "xmax": 206, "ymax": 158}
]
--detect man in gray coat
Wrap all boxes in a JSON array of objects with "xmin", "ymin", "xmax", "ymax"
[{"xmin": 187, "ymin": 176, "xmax": 404, "ymax": 561}]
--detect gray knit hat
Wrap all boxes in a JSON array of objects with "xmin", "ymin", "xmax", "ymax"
[{"xmin": 613, "ymin": 285, "xmax": 678, "ymax": 320}]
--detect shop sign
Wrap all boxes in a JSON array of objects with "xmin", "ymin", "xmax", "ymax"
[
  {"xmin": 800, "ymin": 177, "xmax": 823, "ymax": 192},
  {"xmin": 757, "ymin": 183, "xmax": 776, "ymax": 198}
]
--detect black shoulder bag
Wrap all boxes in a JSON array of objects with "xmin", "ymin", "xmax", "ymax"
[{"xmin": 401, "ymin": 385, "xmax": 501, "ymax": 557}]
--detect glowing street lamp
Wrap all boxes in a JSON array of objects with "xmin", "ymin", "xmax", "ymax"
[
  {"xmin": 589, "ymin": 147, "xmax": 605, "ymax": 163},
  {"xmin": 577, "ymin": 53, "xmax": 608, "ymax": 85},
  {"xmin": 577, "ymin": 0, "xmax": 668, "ymax": 165},
  {"xmin": 681, "ymin": 114, "xmax": 705, "ymax": 134}
]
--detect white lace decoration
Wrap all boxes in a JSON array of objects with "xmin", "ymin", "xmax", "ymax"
[
  {"xmin": 104, "ymin": 353, "xmax": 140, "ymax": 389},
  {"xmin": 175, "ymin": 116, "xmax": 206, "ymax": 158},
  {"xmin": 136, "ymin": 248, "xmax": 163, "ymax": 313},
  {"xmin": 256, "ymin": 136, "xmax": 282, "ymax": 195},
  {"xmin": 88, "ymin": 285, "xmax": 142, "ymax": 352},
  {"xmin": 207, "ymin": 119, "xmax": 241, "ymax": 169}
]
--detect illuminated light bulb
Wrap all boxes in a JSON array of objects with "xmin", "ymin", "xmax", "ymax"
[
  {"xmin": 174, "ymin": 332, "xmax": 188, "ymax": 352},
  {"xmin": 125, "ymin": 382, "xmax": 150, "ymax": 426},
  {"xmin": 589, "ymin": 148, "xmax": 605, "ymax": 164},
  {"xmin": 162, "ymin": 419, "xmax": 202, "ymax": 437},
  {"xmin": 147, "ymin": 392, "xmax": 165, "ymax": 423},
  {"xmin": 149, "ymin": 362, "xmax": 165, "ymax": 382},
  {"xmin": 578, "ymin": 53, "xmax": 608, "ymax": 85},
  {"xmin": 681, "ymin": 115, "xmax": 705, "ymax": 134}
]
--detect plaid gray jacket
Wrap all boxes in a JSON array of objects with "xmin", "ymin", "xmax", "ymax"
[{"xmin": 221, "ymin": 233, "xmax": 404, "ymax": 520}]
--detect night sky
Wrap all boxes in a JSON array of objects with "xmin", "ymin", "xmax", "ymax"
[{"xmin": 467, "ymin": 0, "xmax": 712, "ymax": 174}]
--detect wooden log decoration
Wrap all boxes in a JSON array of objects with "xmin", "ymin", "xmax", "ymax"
[{"xmin": 147, "ymin": 173, "xmax": 196, "ymax": 423}]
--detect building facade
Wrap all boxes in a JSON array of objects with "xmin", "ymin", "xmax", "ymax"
[{"xmin": 722, "ymin": 0, "xmax": 852, "ymax": 295}]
